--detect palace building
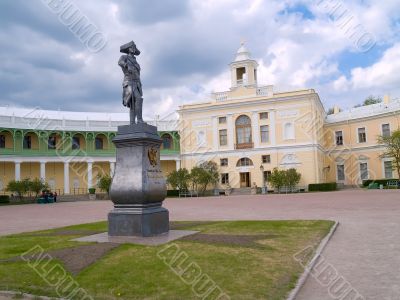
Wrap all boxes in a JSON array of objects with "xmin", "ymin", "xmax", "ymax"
[{"xmin": 0, "ymin": 44, "xmax": 399, "ymax": 194}]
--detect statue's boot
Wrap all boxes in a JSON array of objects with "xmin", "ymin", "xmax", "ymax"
[{"xmin": 136, "ymin": 98, "xmax": 144, "ymax": 123}]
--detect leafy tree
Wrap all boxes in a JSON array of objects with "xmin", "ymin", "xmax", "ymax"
[
  {"xmin": 6, "ymin": 179, "xmax": 30, "ymax": 200},
  {"xmin": 197, "ymin": 161, "xmax": 219, "ymax": 195},
  {"xmin": 97, "ymin": 174, "xmax": 112, "ymax": 194},
  {"xmin": 354, "ymin": 95, "xmax": 382, "ymax": 108},
  {"xmin": 188, "ymin": 166, "xmax": 202, "ymax": 192},
  {"xmin": 166, "ymin": 168, "xmax": 190, "ymax": 191},
  {"xmin": 285, "ymin": 168, "xmax": 302, "ymax": 190},
  {"xmin": 268, "ymin": 168, "xmax": 287, "ymax": 192},
  {"xmin": 29, "ymin": 178, "xmax": 49, "ymax": 197},
  {"xmin": 378, "ymin": 129, "xmax": 400, "ymax": 179}
]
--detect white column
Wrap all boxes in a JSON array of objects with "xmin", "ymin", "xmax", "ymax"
[
  {"xmin": 270, "ymin": 111, "xmax": 276, "ymax": 146},
  {"xmin": 64, "ymin": 162, "xmax": 70, "ymax": 194},
  {"xmin": 87, "ymin": 161, "xmax": 93, "ymax": 189},
  {"xmin": 252, "ymin": 112, "xmax": 260, "ymax": 148},
  {"xmin": 15, "ymin": 162, "xmax": 21, "ymax": 181},
  {"xmin": 40, "ymin": 161, "xmax": 46, "ymax": 182},
  {"xmin": 227, "ymin": 114, "xmax": 234, "ymax": 150},
  {"xmin": 212, "ymin": 116, "xmax": 219, "ymax": 151},
  {"xmin": 109, "ymin": 161, "xmax": 115, "ymax": 176},
  {"xmin": 175, "ymin": 159, "xmax": 181, "ymax": 170}
]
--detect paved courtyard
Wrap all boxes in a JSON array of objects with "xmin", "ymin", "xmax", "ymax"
[{"xmin": 0, "ymin": 189, "xmax": 399, "ymax": 299}]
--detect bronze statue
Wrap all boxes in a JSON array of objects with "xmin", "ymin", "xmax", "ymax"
[{"xmin": 118, "ymin": 41, "xmax": 144, "ymax": 124}]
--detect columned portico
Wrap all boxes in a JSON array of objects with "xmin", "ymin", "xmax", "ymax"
[
  {"xmin": 175, "ymin": 159, "xmax": 181, "ymax": 170},
  {"xmin": 251, "ymin": 111, "xmax": 260, "ymax": 148},
  {"xmin": 64, "ymin": 162, "xmax": 70, "ymax": 194},
  {"xmin": 40, "ymin": 161, "xmax": 46, "ymax": 182},
  {"xmin": 87, "ymin": 161, "xmax": 93, "ymax": 189},
  {"xmin": 270, "ymin": 110, "xmax": 276, "ymax": 146},
  {"xmin": 109, "ymin": 161, "xmax": 115, "ymax": 176},
  {"xmin": 15, "ymin": 162, "xmax": 21, "ymax": 181},
  {"xmin": 227, "ymin": 113, "xmax": 234, "ymax": 149}
]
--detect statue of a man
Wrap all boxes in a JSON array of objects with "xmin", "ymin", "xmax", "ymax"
[{"xmin": 118, "ymin": 41, "xmax": 144, "ymax": 124}]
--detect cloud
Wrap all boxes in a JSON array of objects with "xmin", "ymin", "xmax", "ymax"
[{"xmin": 0, "ymin": 0, "xmax": 399, "ymax": 117}]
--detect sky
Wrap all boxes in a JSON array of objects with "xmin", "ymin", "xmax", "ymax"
[{"xmin": 0, "ymin": 0, "xmax": 399, "ymax": 119}]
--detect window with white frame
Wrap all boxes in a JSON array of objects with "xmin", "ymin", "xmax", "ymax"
[
  {"xmin": 260, "ymin": 125, "xmax": 269, "ymax": 143},
  {"xmin": 259, "ymin": 112, "xmax": 269, "ymax": 120},
  {"xmin": 283, "ymin": 123, "xmax": 295, "ymax": 140},
  {"xmin": 220, "ymin": 158, "xmax": 228, "ymax": 167},
  {"xmin": 219, "ymin": 129, "xmax": 227, "ymax": 146},
  {"xmin": 358, "ymin": 127, "xmax": 366, "ymax": 143},
  {"xmin": 360, "ymin": 162, "xmax": 368, "ymax": 180},
  {"xmin": 219, "ymin": 117, "xmax": 227, "ymax": 124},
  {"xmin": 262, "ymin": 155, "xmax": 271, "ymax": 163},
  {"xmin": 335, "ymin": 131, "xmax": 343, "ymax": 145},
  {"xmin": 337, "ymin": 164, "xmax": 345, "ymax": 181},
  {"xmin": 221, "ymin": 173, "xmax": 229, "ymax": 185},
  {"xmin": 384, "ymin": 161, "xmax": 393, "ymax": 179},
  {"xmin": 382, "ymin": 124, "xmax": 390, "ymax": 137}
]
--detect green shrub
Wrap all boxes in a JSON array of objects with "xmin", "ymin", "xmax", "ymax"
[
  {"xmin": 88, "ymin": 188, "xmax": 96, "ymax": 194},
  {"xmin": 0, "ymin": 195, "xmax": 10, "ymax": 204},
  {"xmin": 308, "ymin": 182, "xmax": 337, "ymax": 192},
  {"xmin": 362, "ymin": 179, "xmax": 398, "ymax": 187}
]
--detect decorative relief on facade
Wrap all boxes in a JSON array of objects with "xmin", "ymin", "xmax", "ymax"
[
  {"xmin": 192, "ymin": 120, "xmax": 210, "ymax": 128},
  {"xmin": 280, "ymin": 153, "xmax": 301, "ymax": 168},
  {"xmin": 278, "ymin": 110, "xmax": 299, "ymax": 118},
  {"xmin": 148, "ymin": 148, "xmax": 158, "ymax": 167}
]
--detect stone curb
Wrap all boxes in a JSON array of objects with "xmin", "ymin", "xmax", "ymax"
[
  {"xmin": 286, "ymin": 221, "xmax": 340, "ymax": 300},
  {"xmin": 0, "ymin": 290, "xmax": 64, "ymax": 300}
]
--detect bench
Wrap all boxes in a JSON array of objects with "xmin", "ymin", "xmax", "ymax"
[{"xmin": 387, "ymin": 181, "xmax": 399, "ymax": 189}]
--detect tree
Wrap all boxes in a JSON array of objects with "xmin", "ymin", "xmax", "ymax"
[
  {"xmin": 29, "ymin": 178, "xmax": 49, "ymax": 197},
  {"xmin": 197, "ymin": 161, "xmax": 219, "ymax": 195},
  {"xmin": 378, "ymin": 129, "xmax": 400, "ymax": 179},
  {"xmin": 354, "ymin": 95, "xmax": 382, "ymax": 108},
  {"xmin": 97, "ymin": 174, "xmax": 112, "ymax": 194},
  {"xmin": 286, "ymin": 168, "xmax": 302, "ymax": 190},
  {"xmin": 188, "ymin": 166, "xmax": 202, "ymax": 192},
  {"xmin": 6, "ymin": 179, "xmax": 30, "ymax": 200},
  {"xmin": 268, "ymin": 168, "xmax": 286, "ymax": 192},
  {"xmin": 166, "ymin": 168, "xmax": 190, "ymax": 191}
]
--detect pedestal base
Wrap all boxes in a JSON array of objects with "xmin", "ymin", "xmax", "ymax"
[{"xmin": 108, "ymin": 203, "xmax": 169, "ymax": 237}]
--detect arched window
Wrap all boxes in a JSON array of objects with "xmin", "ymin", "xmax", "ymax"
[
  {"xmin": 161, "ymin": 134, "xmax": 173, "ymax": 149},
  {"xmin": 236, "ymin": 157, "xmax": 254, "ymax": 167},
  {"xmin": 235, "ymin": 115, "xmax": 252, "ymax": 146},
  {"xmin": 284, "ymin": 122, "xmax": 295, "ymax": 140}
]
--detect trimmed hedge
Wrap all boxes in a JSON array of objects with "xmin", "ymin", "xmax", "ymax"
[
  {"xmin": 167, "ymin": 190, "xmax": 179, "ymax": 197},
  {"xmin": 308, "ymin": 182, "xmax": 337, "ymax": 192},
  {"xmin": 0, "ymin": 195, "xmax": 10, "ymax": 204},
  {"xmin": 362, "ymin": 179, "xmax": 398, "ymax": 187}
]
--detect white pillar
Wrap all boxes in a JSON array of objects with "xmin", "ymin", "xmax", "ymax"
[
  {"xmin": 227, "ymin": 113, "xmax": 234, "ymax": 150},
  {"xmin": 87, "ymin": 161, "xmax": 93, "ymax": 189},
  {"xmin": 40, "ymin": 161, "xmax": 46, "ymax": 182},
  {"xmin": 252, "ymin": 112, "xmax": 260, "ymax": 148},
  {"xmin": 109, "ymin": 161, "xmax": 115, "ymax": 176},
  {"xmin": 64, "ymin": 162, "xmax": 70, "ymax": 194},
  {"xmin": 15, "ymin": 162, "xmax": 21, "ymax": 181},
  {"xmin": 270, "ymin": 110, "xmax": 276, "ymax": 146},
  {"xmin": 212, "ymin": 116, "xmax": 219, "ymax": 151},
  {"xmin": 175, "ymin": 159, "xmax": 181, "ymax": 170}
]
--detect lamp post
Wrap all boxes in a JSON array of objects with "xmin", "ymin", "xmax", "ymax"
[{"xmin": 260, "ymin": 165, "xmax": 266, "ymax": 194}]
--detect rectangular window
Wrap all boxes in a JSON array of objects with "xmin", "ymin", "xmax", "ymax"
[
  {"xmin": 0, "ymin": 135, "xmax": 5, "ymax": 148},
  {"xmin": 95, "ymin": 137, "xmax": 104, "ymax": 150},
  {"xmin": 335, "ymin": 131, "xmax": 343, "ymax": 146},
  {"xmin": 358, "ymin": 127, "xmax": 366, "ymax": 143},
  {"xmin": 382, "ymin": 124, "xmax": 390, "ymax": 137},
  {"xmin": 219, "ymin": 129, "xmax": 227, "ymax": 146},
  {"xmin": 23, "ymin": 136, "xmax": 32, "ymax": 149},
  {"xmin": 360, "ymin": 163, "xmax": 368, "ymax": 180},
  {"xmin": 218, "ymin": 117, "xmax": 227, "ymax": 124},
  {"xmin": 221, "ymin": 173, "xmax": 229, "ymax": 185},
  {"xmin": 220, "ymin": 158, "xmax": 228, "ymax": 167},
  {"xmin": 384, "ymin": 161, "xmax": 393, "ymax": 179},
  {"xmin": 264, "ymin": 170, "xmax": 271, "ymax": 182},
  {"xmin": 48, "ymin": 136, "xmax": 56, "ymax": 150},
  {"xmin": 260, "ymin": 125, "xmax": 270, "ymax": 143},
  {"xmin": 337, "ymin": 164, "xmax": 345, "ymax": 181},
  {"xmin": 262, "ymin": 155, "xmax": 271, "ymax": 164},
  {"xmin": 72, "ymin": 137, "xmax": 80, "ymax": 150},
  {"xmin": 259, "ymin": 112, "xmax": 269, "ymax": 120}
]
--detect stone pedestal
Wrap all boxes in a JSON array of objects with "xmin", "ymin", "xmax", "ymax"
[{"xmin": 108, "ymin": 123, "xmax": 169, "ymax": 237}]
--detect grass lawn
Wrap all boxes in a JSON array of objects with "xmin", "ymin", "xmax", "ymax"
[{"xmin": 0, "ymin": 220, "xmax": 334, "ymax": 300}]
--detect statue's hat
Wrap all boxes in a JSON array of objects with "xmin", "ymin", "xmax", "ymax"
[{"xmin": 120, "ymin": 41, "xmax": 141, "ymax": 55}]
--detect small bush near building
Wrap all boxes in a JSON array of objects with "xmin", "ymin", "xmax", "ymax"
[
  {"xmin": 0, "ymin": 195, "xmax": 10, "ymax": 204},
  {"xmin": 362, "ymin": 179, "xmax": 398, "ymax": 187},
  {"xmin": 308, "ymin": 182, "xmax": 337, "ymax": 192},
  {"xmin": 166, "ymin": 190, "xmax": 179, "ymax": 197}
]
